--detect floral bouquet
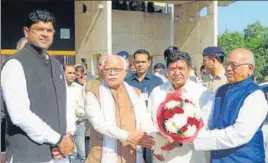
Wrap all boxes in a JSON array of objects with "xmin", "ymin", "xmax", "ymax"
[{"xmin": 152, "ymin": 91, "xmax": 204, "ymax": 155}]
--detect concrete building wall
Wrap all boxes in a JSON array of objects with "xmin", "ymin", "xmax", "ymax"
[
  {"xmin": 112, "ymin": 10, "xmax": 171, "ymax": 65},
  {"xmin": 75, "ymin": 1, "xmax": 218, "ymax": 74},
  {"xmin": 174, "ymin": 1, "xmax": 217, "ymax": 72},
  {"xmin": 75, "ymin": 1, "xmax": 111, "ymax": 74}
]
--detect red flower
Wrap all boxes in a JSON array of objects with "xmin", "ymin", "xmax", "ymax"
[
  {"xmin": 173, "ymin": 107, "xmax": 184, "ymax": 114},
  {"xmin": 164, "ymin": 110, "xmax": 174, "ymax": 119},
  {"xmin": 165, "ymin": 92, "xmax": 183, "ymax": 102},
  {"xmin": 188, "ymin": 117, "xmax": 200, "ymax": 126},
  {"xmin": 156, "ymin": 92, "xmax": 204, "ymax": 143},
  {"xmin": 181, "ymin": 125, "xmax": 188, "ymax": 132},
  {"xmin": 176, "ymin": 97, "xmax": 183, "ymax": 102}
]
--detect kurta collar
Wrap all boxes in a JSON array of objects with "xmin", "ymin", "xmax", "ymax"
[{"xmin": 167, "ymin": 79, "xmax": 192, "ymax": 94}]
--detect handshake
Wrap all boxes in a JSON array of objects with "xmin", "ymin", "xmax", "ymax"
[
  {"xmin": 51, "ymin": 133, "xmax": 75, "ymax": 160},
  {"xmin": 126, "ymin": 130, "xmax": 155, "ymax": 148},
  {"xmin": 126, "ymin": 131, "xmax": 183, "ymax": 162}
]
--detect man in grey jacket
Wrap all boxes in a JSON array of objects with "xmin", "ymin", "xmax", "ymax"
[{"xmin": 1, "ymin": 9, "xmax": 74, "ymax": 162}]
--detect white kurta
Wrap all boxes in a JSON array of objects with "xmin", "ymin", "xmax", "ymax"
[
  {"xmin": 148, "ymin": 80, "xmax": 211, "ymax": 163},
  {"xmin": 1, "ymin": 59, "xmax": 75, "ymax": 163},
  {"xmin": 194, "ymin": 90, "xmax": 268, "ymax": 151}
]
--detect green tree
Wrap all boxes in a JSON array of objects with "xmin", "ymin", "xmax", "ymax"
[
  {"xmin": 244, "ymin": 21, "xmax": 268, "ymax": 42},
  {"xmin": 244, "ymin": 21, "xmax": 268, "ymax": 81},
  {"xmin": 218, "ymin": 31, "xmax": 245, "ymax": 56},
  {"xmin": 218, "ymin": 21, "xmax": 268, "ymax": 81}
]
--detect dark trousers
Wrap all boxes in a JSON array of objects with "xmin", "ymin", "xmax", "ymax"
[
  {"xmin": 85, "ymin": 136, "xmax": 90, "ymax": 157},
  {"xmin": 1, "ymin": 119, "xmax": 6, "ymax": 152},
  {"xmin": 143, "ymin": 147, "xmax": 152, "ymax": 163}
]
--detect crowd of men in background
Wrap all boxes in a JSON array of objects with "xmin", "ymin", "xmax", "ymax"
[{"xmin": 1, "ymin": 9, "xmax": 267, "ymax": 163}]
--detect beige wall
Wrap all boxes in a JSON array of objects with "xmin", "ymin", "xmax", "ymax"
[
  {"xmin": 174, "ymin": 1, "xmax": 217, "ymax": 72},
  {"xmin": 74, "ymin": 1, "xmax": 219, "ymax": 75},
  {"xmin": 112, "ymin": 10, "xmax": 170, "ymax": 65},
  {"xmin": 75, "ymin": 1, "xmax": 111, "ymax": 75}
]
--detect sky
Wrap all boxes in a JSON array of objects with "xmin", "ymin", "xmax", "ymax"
[{"xmin": 218, "ymin": 1, "xmax": 268, "ymax": 34}]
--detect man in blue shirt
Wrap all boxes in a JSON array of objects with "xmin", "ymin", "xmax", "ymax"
[
  {"xmin": 125, "ymin": 49, "xmax": 163, "ymax": 95},
  {"xmin": 125, "ymin": 49, "xmax": 163, "ymax": 163}
]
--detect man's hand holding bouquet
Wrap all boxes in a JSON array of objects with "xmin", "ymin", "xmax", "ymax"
[{"xmin": 152, "ymin": 91, "xmax": 204, "ymax": 159}]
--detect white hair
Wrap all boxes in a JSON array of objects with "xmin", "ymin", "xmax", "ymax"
[
  {"xmin": 101, "ymin": 55, "xmax": 128, "ymax": 71},
  {"xmin": 248, "ymin": 54, "xmax": 255, "ymax": 68}
]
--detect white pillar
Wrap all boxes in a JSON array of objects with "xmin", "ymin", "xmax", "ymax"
[
  {"xmin": 212, "ymin": 1, "xmax": 218, "ymax": 46},
  {"xmin": 106, "ymin": 1, "xmax": 112, "ymax": 54},
  {"xmin": 169, "ymin": 4, "xmax": 174, "ymax": 46}
]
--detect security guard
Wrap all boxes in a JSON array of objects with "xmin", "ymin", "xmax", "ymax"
[{"xmin": 202, "ymin": 46, "xmax": 228, "ymax": 93}]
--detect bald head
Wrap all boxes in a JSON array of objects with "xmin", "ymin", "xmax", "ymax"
[
  {"xmin": 228, "ymin": 48, "xmax": 255, "ymax": 67},
  {"xmin": 225, "ymin": 48, "xmax": 255, "ymax": 84}
]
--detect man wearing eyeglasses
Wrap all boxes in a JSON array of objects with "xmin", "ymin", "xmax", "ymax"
[
  {"xmin": 194, "ymin": 48, "xmax": 268, "ymax": 163},
  {"xmin": 84, "ymin": 54, "xmax": 157, "ymax": 163},
  {"xmin": 202, "ymin": 46, "xmax": 227, "ymax": 93},
  {"xmin": 1, "ymin": 9, "xmax": 74, "ymax": 162}
]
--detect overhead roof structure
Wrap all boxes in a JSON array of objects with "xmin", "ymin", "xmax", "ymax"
[{"xmin": 152, "ymin": 1, "xmax": 235, "ymax": 6}]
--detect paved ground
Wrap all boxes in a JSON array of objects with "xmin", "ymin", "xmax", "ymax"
[
  {"xmin": 70, "ymin": 158, "xmax": 81, "ymax": 163},
  {"xmin": 70, "ymin": 152, "xmax": 84, "ymax": 163}
]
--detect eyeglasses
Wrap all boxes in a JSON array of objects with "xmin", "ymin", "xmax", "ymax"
[
  {"xmin": 224, "ymin": 62, "xmax": 252, "ymax": 69},
  {"xmin": 30, "ymin": 27, "xmax": 55, "ymax": 34},
  {"xmin": 103, "ymin": 68, "xmax": 124, "ymax": 73},
  {"xmin": 67, "ymin": 72, "xmax": 75, "ymax": 74}
]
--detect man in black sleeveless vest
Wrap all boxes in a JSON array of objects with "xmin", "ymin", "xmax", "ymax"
[{"xmin": 1, "ymin": 9, "xmax": 74, "ymax": 162}]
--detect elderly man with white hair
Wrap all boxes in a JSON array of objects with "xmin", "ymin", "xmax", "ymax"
[{"xmin": 84, "ymin": 54, "xmax": 157, "ymax": 163}]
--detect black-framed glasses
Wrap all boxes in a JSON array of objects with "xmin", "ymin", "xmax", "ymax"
[{"xmin": 224, "ymin": 62, "xmax": 252, "ymax": 69}]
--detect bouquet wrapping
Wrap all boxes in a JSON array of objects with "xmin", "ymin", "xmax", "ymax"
[{"xmin": 152, "ymin": 91, "xmax": 204, "ymax": 155}]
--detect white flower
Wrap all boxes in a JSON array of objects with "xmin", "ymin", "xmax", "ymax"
[
  {"xmin": 172, "ymin": 114, "xmax": 188, "ymax": 129},
  {"xmin": 184, "ymin": 125, "xmax": 197, "ymax": 137},
  {"xmin": 183, "ymin": 103, "xmax": 196, "ymax": 118},
  {"xmin": 165, "ymin": 100, "xmax": 181, "ymax": 110},
  {"xmin": 165, "ymin": 119, "xmax": 178, "ymax": 134}
]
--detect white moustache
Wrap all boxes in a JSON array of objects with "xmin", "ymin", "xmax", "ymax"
[{"xmin": 108, "ymin": 77, "xmax": 118, "ymax": 80}]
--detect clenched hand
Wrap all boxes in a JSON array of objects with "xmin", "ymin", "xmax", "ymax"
[
  {"xmin": 51, "ymin": 147, "xmax": 65, "ymax": 160},
  {"xmin": 57, "ymin": 133, "xmax": 75, "ymax": 156}
]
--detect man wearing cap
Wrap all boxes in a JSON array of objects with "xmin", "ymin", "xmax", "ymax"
[
  {"xmin": 202, "ymin": 46, "xmax": 227, "ymax": 93},
  {"xmin": 116, "ymin": 50, "xmax": 136, "ymax": 80},
  {"xmin": 201, "ymin": 46, "xmax": 227, "ymax": 163},
  {"xmin": 117, "ymin": 50, "xmax": 129, "ymax": 60}
]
